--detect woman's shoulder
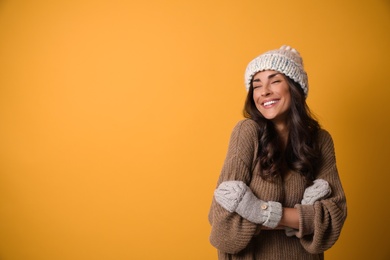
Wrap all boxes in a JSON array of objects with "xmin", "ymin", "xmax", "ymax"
[
  {"xmin": 318, "ymin": 128, "xmax": 332, "ymax": 139},
  {"xmin": 228, "ymin": 119, "xmax": 260, "ymax": 142},
  {"xmin": 232, "ymin": 118, "xmax": 259, "ymax": 134},
  {"xmin": 227, "ymin": 119, "xmax": 260, "ymax": 153},
  {"xmin": 317, "ymin": 128, "xmax": 335, "ymax": 148}
]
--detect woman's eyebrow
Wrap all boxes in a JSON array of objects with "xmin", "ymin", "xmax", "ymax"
[{"xmin": 253, "ymin": 72, "xmax": 282, "ymax": 82}]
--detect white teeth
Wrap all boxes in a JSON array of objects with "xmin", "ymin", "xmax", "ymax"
[{"xmin": 263, "ymin": 100, "xmax": 278, "ymax": 106}]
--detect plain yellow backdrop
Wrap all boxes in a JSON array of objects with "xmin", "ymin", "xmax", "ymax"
[{"xmin": 1, "ymin": 0, "xmax": 389, "ymax": 259}]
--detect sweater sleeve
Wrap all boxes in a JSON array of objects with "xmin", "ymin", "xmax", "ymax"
[
  {"xmin": 208, "ymin": 119, "xmax": 260, "ymax": 254},
  {"xmin": 295, "ymin": 130, "xmax": 347, "ymax": 254}
]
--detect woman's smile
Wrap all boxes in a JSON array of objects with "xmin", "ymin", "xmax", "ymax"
[{"xmin": 262, "ymin": 99, "xmax": 280, "ymax": 107}]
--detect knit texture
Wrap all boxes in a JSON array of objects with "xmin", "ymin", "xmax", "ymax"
[
  {"xmin": 285, "ymin": 179, "xmax": 332, "ymax": 237},
  {"xmin": 208, "ymin": 119, "xmax": 347, "ymax": 259},
  {"xmin": 302, "ymin": 179, "xmax": 332, "ymax": 205},
  {"xmin": 214, "ymin": 180, "xmax": 283, "ymax": 228},
  {"xmin": 244, "ymin": 45, "xmax": 308, "ymax": 96}
]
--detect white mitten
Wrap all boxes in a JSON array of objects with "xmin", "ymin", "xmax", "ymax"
[
  {"xmin": 214, "ymin": 180, "xmax": 247, "ymax": 212},
  {"xmin": 215, "ymin": 181, "xmax": 282, "ymax": 228},
  {"xmin": 301, "ymin": 179, "xmax": 332, "ymax": 204},
  {"xmin": 285, "ymin": 179, "xmax": 332, "ymax": 237}
]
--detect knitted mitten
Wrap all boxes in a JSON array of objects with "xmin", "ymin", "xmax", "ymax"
[
  {"xmin": 285, "ymin": 179, "xmax": 332, "ymax": 237},
  {"xmin": 214, "ymin": 180, "xmax": 282, "ymax": 228},
  {"xmin": 302, "ymin": 179, "xmax": 332, "ymax": 204}
]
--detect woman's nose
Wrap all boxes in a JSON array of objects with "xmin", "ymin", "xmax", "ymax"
[{"xmin": 261, "ymin": 85, "xmax": 271, "ymax": 96}]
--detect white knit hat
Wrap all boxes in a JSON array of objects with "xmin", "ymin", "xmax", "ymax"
[{"xmin": 244, "ymin": 45, "xmax": 308, "ymax": 96}]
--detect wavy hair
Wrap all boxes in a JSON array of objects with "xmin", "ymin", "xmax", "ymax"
[{"xmin": 243, "ymin": 76, "xmax": 321, "ymax": 183}]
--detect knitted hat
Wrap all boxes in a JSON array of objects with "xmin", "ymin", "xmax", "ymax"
[{"xmin": 244, "ymin": 45, "xmax": 308, "ymax": 96}]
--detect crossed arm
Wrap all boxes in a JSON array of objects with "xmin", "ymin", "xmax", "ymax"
[{"xmin": 214, "ymin": 179, "xmax": 331, "ymax": 232}]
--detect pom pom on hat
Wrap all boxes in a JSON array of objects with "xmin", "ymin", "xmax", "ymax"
[{"xmin": 244, "ymin": 45, "xmax": 309, "ymax": 97}]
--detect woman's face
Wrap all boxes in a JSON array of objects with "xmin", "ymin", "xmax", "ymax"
[{"xmin": 252, "ymin": 70, "xmax": 291, "ymax": 125}]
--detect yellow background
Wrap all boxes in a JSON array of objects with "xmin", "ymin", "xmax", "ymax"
[{"xmin": 1, "ymin": 0, "xmax": 389, "ymax": 259}]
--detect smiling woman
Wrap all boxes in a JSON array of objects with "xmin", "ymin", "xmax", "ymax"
[
  {"xmin": 252, "ymin": 71, "xmax": 291, "ymax": 128},
  {"xmin": 208, "ymin": 46, "xmax": 347, "ymax": 260}
]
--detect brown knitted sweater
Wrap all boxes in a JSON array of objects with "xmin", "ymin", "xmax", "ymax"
[{"xmin": 208, "ymin": 119, "xmax": 347, "ymax": 260}]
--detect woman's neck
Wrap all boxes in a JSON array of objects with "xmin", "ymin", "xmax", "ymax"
[{"xmin": 274, "ymin": 122, "xmax": 289, "ymax": 148}]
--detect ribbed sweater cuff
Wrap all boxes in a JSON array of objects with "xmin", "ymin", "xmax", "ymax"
[{"xmin": 295, "ymin": 204, "xmax": 315, "ymax": 238}]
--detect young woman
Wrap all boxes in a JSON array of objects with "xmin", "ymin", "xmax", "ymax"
[{"xmin": 208, "ymin": 46, "xmax": 347, "ymax": 259}]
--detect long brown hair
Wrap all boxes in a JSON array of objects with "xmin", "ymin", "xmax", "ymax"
[{"xmin": 243, "ymin": 75, "xmax": 321, "ymax": 183}]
